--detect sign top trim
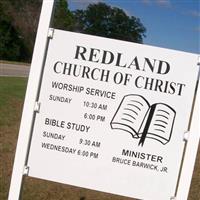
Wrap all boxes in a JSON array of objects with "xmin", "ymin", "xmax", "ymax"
[{"xmin": 51, "ymin": 29, "xmax": 200, "ymax": 57}]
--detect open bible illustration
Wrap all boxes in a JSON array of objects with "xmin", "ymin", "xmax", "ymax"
[{"xmin": 110, "ymin": 94, "xmax": 176, "ymax": 146}]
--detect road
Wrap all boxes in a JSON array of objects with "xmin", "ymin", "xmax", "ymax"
[{"xmin": 0, "ymin": 62, "xmax": 30, "ymax": 77}]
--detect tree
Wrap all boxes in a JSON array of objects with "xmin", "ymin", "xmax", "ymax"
[
  {"xmin": 0, "ymin": 2, "xmax": 29, "ymax": 61},
  {"xmin": 0, "ymin": 0, "xmax": 73, "ymax": 62},
  {"xmin": 73, "ymin": 3, "xmax": 146, "ymax": 43},
  {"xmin": 0, "ymin": 1, "xmax": 146, "ymax": 62},
  {"xmin": 53, "ymin": 0, "xmax": 75, "ymax": 31},
  {"xmin": 0, "ymin": 0, "xmax": 42, "ymax": 61}
]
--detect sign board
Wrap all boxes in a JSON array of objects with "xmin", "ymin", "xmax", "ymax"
[{"xmin": 26, "ymin": 30, "xmax": 199, "ymax": 200}]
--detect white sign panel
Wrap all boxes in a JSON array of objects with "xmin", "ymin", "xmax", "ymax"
[{"xmin": 27, "ymin": 30, "xmax": 198, "ymax": 200}]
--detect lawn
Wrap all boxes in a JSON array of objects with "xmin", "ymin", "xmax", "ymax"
[{"xmin": 0, "ymin": 77, "xmax": 199, "ymax": 200}]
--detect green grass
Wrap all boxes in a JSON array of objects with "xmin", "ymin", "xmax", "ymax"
[
  {"xmin": 0, "ymin": 77, "xmax": 199, "ymax": 200},
  {"xmin": 0, "ymin": 77, "xmax": 27, "ymax": 126},
  {"xmin": 0, "ymin": 77, "xmax": 28, "ymax": 200},
  {"xmin": 0, "ymin": 77, "xmax": 27, "ymax": 104}
]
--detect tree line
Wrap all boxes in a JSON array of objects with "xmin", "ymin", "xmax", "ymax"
[{"xmin": 0, "ymin": 0, "xmax": 146, "ymax": 62}]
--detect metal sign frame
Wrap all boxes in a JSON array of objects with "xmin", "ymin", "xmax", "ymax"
[
  {"xmin": 8, "ymin": 0, "xmax": 200, "ymax": 199},
  {"xmin": 8, "ymin": 1, "xmax": 55, "ymax": 199},
  {"xmin": 176, "ymin": 67, "xmax": 200, "ymax": 200}
]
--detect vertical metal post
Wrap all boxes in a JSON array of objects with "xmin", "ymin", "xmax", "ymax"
[
  {"xmin": 176, "ymin": 62, "xmax": 200, "ymax": 200},
  {"xmin": 8, "ymin": 1, "xmax": 55, "ymax": 199}
]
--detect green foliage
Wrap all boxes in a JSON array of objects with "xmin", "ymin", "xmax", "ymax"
[
  {"xmin": 73, "ymin": 3, "xmax": 146, "ymax": 43},
  {"xmin": 0, "ymin": 1, "xmax": 146, "ymax": 62},
  {"xmin": 0, "ymin": 20, "xmax": 29, "ymax": 61},
  {"xmin": 0, "ymin": 4, "xmax": 28, "ymax": 61},
  {"xmin": 53, "ymin": 0, "xmax": 74, "ymax": 30}
]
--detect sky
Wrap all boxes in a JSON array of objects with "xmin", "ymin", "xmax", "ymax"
[{"xmin": 67, "ymin": 0, "xmax": 200, "ymax": 54}]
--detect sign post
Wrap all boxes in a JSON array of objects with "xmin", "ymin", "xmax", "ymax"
[
  {"xmin": 8, "ymin": 1, "xmax": 55, "ymax": 199},
  {"xmin": 176, "ymin": 62, "xmax": 200, "ymax": 200}
]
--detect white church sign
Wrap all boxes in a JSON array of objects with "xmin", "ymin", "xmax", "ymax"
[
  {"xmin": 8, "ymin": 1, "xmax": 199, "ymax": 200},
  {"xmin": 27, "ymin": 30, "xmax": 199, "ymax": 200}
]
